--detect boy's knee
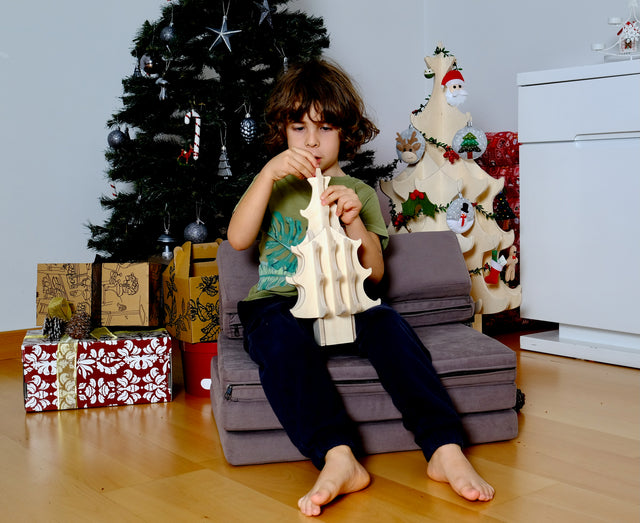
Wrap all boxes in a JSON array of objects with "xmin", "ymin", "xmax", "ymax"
[{"xmin": 359, "ymin": 304, "xmax": 402, "ymax": 329}]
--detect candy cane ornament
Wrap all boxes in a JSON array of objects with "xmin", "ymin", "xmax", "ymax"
[{"xmin": 184, "ymin": 109, "xmax": 201, "ymax": 160}]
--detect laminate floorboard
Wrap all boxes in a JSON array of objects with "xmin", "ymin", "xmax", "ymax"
[{"xmin": 1, "ymin": 330, "xmax": 638, "ymax": 522}]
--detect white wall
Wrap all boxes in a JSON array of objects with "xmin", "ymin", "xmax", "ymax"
[
  {"xmin": 0, "ymin": 0, "xmax": 632, "ymax": 331},
  {"xmin": 421, "ymin": 0, "xmax": 631, "ymax": 132},
  {"xmin": 0, "ymin": 1, "xmax": 161, "ymax": 332}
]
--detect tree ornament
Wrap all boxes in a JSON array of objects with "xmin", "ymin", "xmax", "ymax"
[
  {"xmin": 132, "ymin": 62, "xmax": 143, "ymax": 78},
  {"xmin": 158, "ymin": 211, "xmax": 176, "ymax": 260},
  {"xmin": 206, "ymin": 2, "xmax": 242, "ymax": 52},
  {"xmin": 217, "ymin": 126, "xmax": 232, "ymax": 178},
  {"xmin": 446, "ymin": 194, "xmax": 475, "ymax": 234},
  {"xmin": 217, "ymin": 146, "xmax": 232, "ymax": 179},
  {"xmin": 184, "ymin": 202, "xmax": 208, "ymax": 243},
  {"xmin": 178, "ymin": 145, "xmax": 194, "ymax": 163},
  {"xmin": 493, "ymin": 190, "xmax": 516, "ymax": 230},
  {"xmin": 107, "ymin": 128, "xmax": 130, "ymax": 149},
  {"xmin": 275, "ymin": 44, "xmax": 288, "ymax": 72},
  {"xmin": 484, "ymin": 249, "xmax": 506, "ymax": 285},
  {"xmin": 184, "ymin": 109, "xmax": 201, "ymax": 160},
  {"xmin": 452, "ymin": 121, "xmax": 487, "ymax": 160},
  {"xmin": 156, "ymin": 77, "xmax": 169, "ymax": 100},
  {"xmin": 441, "ymin": 69, "xmax": 467, "ymax": 107},
  {"xmin": 503, "ymin": 245, "xmax": 518, "ymax": 283},
  {"xmin": 139, "ymin": 53, "xmax": 162, "ymax": 77},
  {"xmin": 109, "ymin": 180, "xmax": 136, "ymax": 198},
  {"xmin": 402, "ymin": 189, "xmax": 437, "ymax": 220},
  {"xmin": 395, "ymin": 125, "xmax": 425, "ymax": 164},
  {"xmin": 240, "ymin": 112, "xmax": 257, "ymax": 143},
  {"xmin": 160, "ymin": 24, "xmax": 175, "ymax": 44},
  {"xmin": 65, "ymin": 312, "xmax": 92, "ymax": 340},
  {"xmin": 184, "ymin": 219, "xmax": 208, "ymax": 243},
  {"xmin": 256, "ymin": 0, "xmax": 274, "ymax": 27}
]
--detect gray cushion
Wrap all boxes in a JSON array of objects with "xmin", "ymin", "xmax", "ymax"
[
  {"xmin": 210, "ymin": 347, "xmax": 518, "ymax": 465},
  {"xmin": 218, "ymin": 231, "xmax": 474, "ymax": 339},
  {"xmin": 213, "ymin": 322, "xmax": 516, "ymax": 432},
  {"xmin": 211, "ymin": 230, "xmax": 519, "ymax": 466}
]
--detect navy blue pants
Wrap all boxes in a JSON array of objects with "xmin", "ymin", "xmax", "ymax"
[{"xmin": 238, "ymin": 296, "xmax": 465, "ymax": 469}]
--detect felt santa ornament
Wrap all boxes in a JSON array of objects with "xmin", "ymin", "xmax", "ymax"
[{"xmin": 441, "ymin": 69, "xmax": 468, "ymax": 107}]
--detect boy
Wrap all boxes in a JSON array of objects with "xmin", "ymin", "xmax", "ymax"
[{"xmin": 227, "ymin": 59, "xmax": 494, "ymax": 517}]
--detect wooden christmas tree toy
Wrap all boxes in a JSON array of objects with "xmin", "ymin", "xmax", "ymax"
[{"xmin": 287, "ymin": 168, "xmax": 380, "ymax": 345}]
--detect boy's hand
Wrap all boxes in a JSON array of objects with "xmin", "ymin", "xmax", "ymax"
[
  {"xmin": 261, "ymin": 147, "xmax": 319, "ymax": 182},
  {"xmin": 320, "ymin": 185, "xmax": 362, "ymax": 226}
]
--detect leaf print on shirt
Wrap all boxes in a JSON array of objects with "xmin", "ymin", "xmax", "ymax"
[{"xmin": 258, "ymin": 211, "xmax": 305, "ymax": 290}]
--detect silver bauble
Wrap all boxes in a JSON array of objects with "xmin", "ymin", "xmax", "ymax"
[{"xmin": 184, "ymin": 220, "xmax": 208, "ymax": 243}]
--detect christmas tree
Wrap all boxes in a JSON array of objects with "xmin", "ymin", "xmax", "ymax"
[
  {"xmin": 381, "ymin": 45, "xmax": 521, "ymax": 315},
  {"xmin": 88, "ymin": 0, "xmax": 394, "ymax": 262}
]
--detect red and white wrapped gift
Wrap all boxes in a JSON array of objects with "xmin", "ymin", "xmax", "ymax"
[{"xmin": 21, "ymin": 329, "xmax": 172, "ymax": 412}]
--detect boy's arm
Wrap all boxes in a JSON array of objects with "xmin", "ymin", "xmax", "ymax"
[
  {"xmin": 228, "ymin": 148, "xmax": 318, "ymax": 250},
  {"xmin": 227, "ymin": 171, "xmax": 274, "ymax": 250}
]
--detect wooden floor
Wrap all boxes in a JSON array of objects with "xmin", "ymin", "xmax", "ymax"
[{"xmin": 1, "ymin": 329, "xmax": 638, "ymax": 522}]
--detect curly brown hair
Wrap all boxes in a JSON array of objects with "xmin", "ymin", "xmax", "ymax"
[{"xmin": 264, "ymin": 59, "xmax": 379, "ymax": 160}]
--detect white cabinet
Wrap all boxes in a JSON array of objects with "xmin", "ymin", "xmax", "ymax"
[{"xmin": 517, "ymin": 61, "xmax": 640, "ymax": 368}]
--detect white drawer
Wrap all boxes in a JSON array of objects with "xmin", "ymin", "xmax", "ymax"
[{"xmin": 518, "ymin": 72, "xmax": 640, "ymax": 143}]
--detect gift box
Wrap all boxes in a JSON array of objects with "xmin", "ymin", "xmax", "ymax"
[
  {"xmin": 36, "ymin": 263, "xmax": 99, "ymax": 326},
  {"xmin": 163, "ymin": 241, "xmax": 222, "ymax": 343},
  {"xmin": 180, "ymin": 340, "xmax": 217, "ymax": 397},
  {"xmin": 99, "ymin": 262, "xmax": 163, "ymax": 327},
  {"xmin": 21, "ymin": 329, "xmax": 172, "ymax": 412}
]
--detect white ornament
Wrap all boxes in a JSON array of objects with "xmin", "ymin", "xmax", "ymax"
[
  {"xmin": 446, "ymin": 194, "xmax": 475, "ymax": 234},
  {"xmin": 184, "ymin": 109, "xmax": 201, "ymax": 160},
  {"xmin": 452, "ymin": 122, "xmax": 487, "ymax": 160},
  {"xmin": 206, "ymin": 4, "xmax": 242, "ymax": 53}
]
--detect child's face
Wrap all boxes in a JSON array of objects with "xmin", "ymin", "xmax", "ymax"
[{"xmin": 286, "ymin": 107, "xmax": 341, "ymax": 175}]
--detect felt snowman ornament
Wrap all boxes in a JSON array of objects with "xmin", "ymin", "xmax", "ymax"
[
  {"xmin": 395, "ymin": 125, "xmax": 426, "ymax": 164},
  {"xmin": 446, "ymin": 194, "xmax": 475, "ymax": 234},
  {"xmin": 441, "ymin": 69, "xmax": 468, "ymax": 107}
]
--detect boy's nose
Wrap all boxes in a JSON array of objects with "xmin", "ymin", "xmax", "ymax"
[{"xmin": 305, "ymin": 131, "xmax": 319, "ymax": 148}]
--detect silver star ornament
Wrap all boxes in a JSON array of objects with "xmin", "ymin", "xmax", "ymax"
[
  {"xmin": 207, "ymin": 15, "xmax": 242, "ymax": 52},
  {"xmin": 256, "ymin": 0, "xmax": 273, "ymax": 27}
]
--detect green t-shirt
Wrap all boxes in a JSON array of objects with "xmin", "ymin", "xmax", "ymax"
[{"xmin": 244, "ymin": 174, "xmax": 389, "ymax": 301}]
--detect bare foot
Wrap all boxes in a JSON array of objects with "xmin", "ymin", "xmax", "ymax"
[
  {"xmin": 298, "ymin": 445, "xmax": 371, "ymax": 516},
  {"xmin": 426, "ymin": 443, "xmax": 495, "ymax": 502}
]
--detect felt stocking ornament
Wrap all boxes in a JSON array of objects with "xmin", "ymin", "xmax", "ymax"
[{"xmin": 484, "ymin": 249, "xmax": 505, "ymax": 285}]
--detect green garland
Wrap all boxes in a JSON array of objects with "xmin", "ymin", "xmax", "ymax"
[{"xmin": 389, "ymin": 189, "xmax": 496, "ymax": 232}]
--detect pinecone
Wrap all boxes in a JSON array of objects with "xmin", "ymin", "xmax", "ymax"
[
  {"xmin": 65, "ymin": 312, "xmax": 92, "ymax": 340},
  {"xmin": 43, "ymin": 316, "xmax": 66, "ymax": 341}
]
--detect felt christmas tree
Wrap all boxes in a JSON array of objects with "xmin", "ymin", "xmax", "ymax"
[{"xmin": 381, "ymin": 45, "xmax": 521, "ymax": 315}]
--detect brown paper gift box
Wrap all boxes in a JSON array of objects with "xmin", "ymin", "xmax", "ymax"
[
  {"xmin": 163, "ymin": 241, "xmax": 222, "ymax": 343},
  {"xmin": 36, "ymin": 263, "xmax": 100, "ymax": 326},
  {"xmin": 99, "ymin": 262, "xmax": 163, "ymax": 327}
]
